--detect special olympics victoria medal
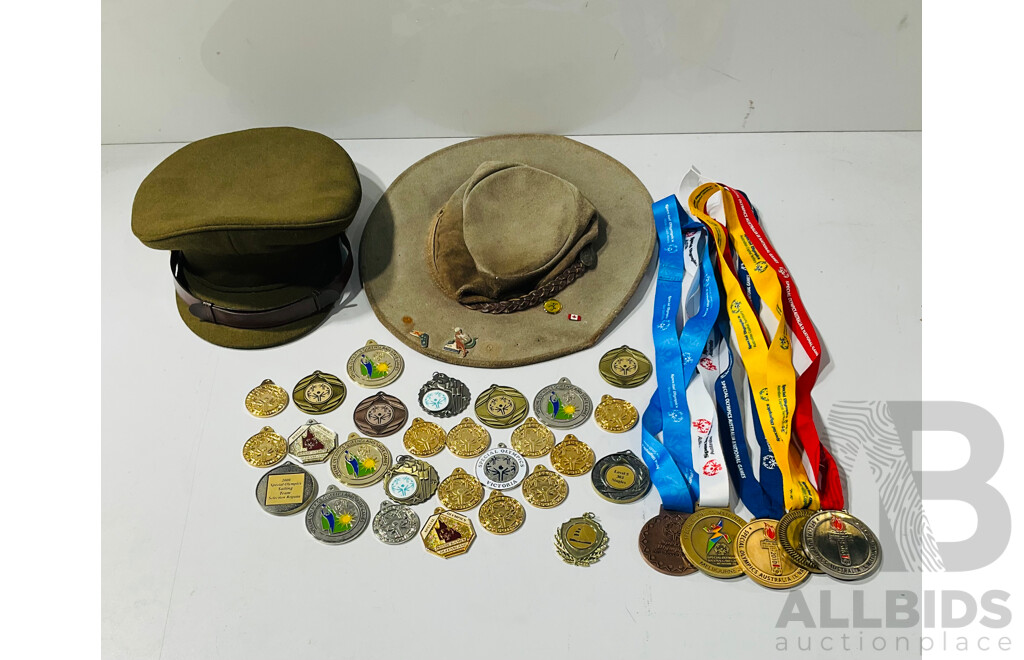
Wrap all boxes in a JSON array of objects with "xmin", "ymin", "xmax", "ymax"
[
  {"xmin": 384, "ymin": 455, "xmax": 439, "ymax": 505},
  {"xmin": 255, "ymin": 461, "xmax": 317, "ymax": 516},
  {"xmin": 292, "ymin": 370, "xmax": 346, "ymax": 414},
  {"xmin": 802, "ymin": 510, "xmax": 881, "ymax": 581},
  {"xmin": 417, "ymin": 372, "xmax": 470, "ymax": 418},
  {"xmin": 591, "ymin": 450, "xmax": 651, "ymax": 503},
  {"xmin": 287, "ymin": 419, "xmax": 338, "ymax": 464},
  {"xmin": 330, "ymin": 432, "xmax": 392, "ymax": 487},
  {"xmin": 346, "ymin": 339, "xmax": 404, "ymax": 388},
  {"xmin": 679, "ymin": 507, "xmax": 747, "ymax": 579},
  {"xmin": 597, "ymin": 345, "xmax": 652, "ymax": 388},
  {"xmin": 475, "ymin": 443, "xmax": 528, "ymax": 491},
  {"xmin": 554, "ymin": 512, "xmax": 608, "ymax": 567},
  {"xmin": 734, "ymin": 518, "xmax": 810, "ymax": 589},
  {"xmin": 421, "ymin": 508, "xmax": 476, "ymax": 559},
  {"xmin": 372, "ymin": 500, "xmax": 420, "ymax": 545},
  {"xmin": 532, "ymin": 377, "xmax": 592, "ymax": 430},
  {"xmin": 244, "ymin": 379, "xmax": 288, "ymax": 417},
  {"xmin": 305, "ymin": 485, "xmax": 370, "ymax": 545}
]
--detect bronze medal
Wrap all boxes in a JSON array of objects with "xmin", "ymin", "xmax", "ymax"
[
  {"xmin": 353, "ymin": 392, "xmax": 408, "ymax": 437},
  {"xmin": 734, "ymin": 518, "xmax": 811, "ymax": 589},
  {"xmin": 776, "ymin": 508, "xmax": 825, "ymax": 574},
  {"xmin": 292, "ymin": 370, "xmax": 346, "ymax": 414},
  {"xmin": 638, "ymin": 508, "xmax": 697, "ymax": 576},
  {"xmin": 679, "ymin": 507, "xmax": 747, "ymax": 579}
]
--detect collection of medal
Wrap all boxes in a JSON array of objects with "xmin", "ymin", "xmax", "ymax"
[
  {"xmin": 631, "ymin": 183, "xmax": 883, "ymax": 589},
  {"xmin": 243, "ymin": 340, "xmax": 655, "ymax": 564}
]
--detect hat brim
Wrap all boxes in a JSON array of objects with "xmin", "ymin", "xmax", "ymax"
[
  {"xmin": 174, "ymin": 294, "xmax": 330, "ymax": 349},
  {"xmin": 360, "ymin": 135, "xmax": 655, "ymax": 368}
]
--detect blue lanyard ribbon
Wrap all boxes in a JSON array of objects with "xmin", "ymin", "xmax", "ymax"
[{"xmin": 641, "ymin": 195, "xmax": 719, "ymax": 512}]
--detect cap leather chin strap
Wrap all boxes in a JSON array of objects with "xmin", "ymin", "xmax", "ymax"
[{"xmin": 169, "ymin": 235, "xmax": 353, "ymax": 330}]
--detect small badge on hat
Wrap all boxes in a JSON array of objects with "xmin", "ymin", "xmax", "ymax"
[
  {"xmin": 443, "ymin": 327, "xmax": 476, "ymax": 358},
  {"xmin": 543, "ymin": 299, "xmax": 562, "ymax": 314},
  {"xmin": 567, "ymin": 313, "xmax": 582, "ymax": 322}
]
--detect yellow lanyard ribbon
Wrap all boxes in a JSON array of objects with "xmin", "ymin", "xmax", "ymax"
[{"xmin": 689, "ymin": 182, "xmax": 819, "ymax": 512}]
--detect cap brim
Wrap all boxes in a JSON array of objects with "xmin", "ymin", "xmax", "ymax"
[
  {"xmin": 360, "ymin": 135, "xmax": 655, "ymax": 368},
  {"xmin": 174, "ymin": 294, "xmax": 330, "ymax": 349}
]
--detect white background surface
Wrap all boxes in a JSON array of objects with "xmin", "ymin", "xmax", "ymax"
[
  {"xmin": 102, "ymin": 132, "xmax": 921, "ymax": 659},
  {"xmin": 101, "ymin": 0, "xmax": 921, "ymax": 143}
]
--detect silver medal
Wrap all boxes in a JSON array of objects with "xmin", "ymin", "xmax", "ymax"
[
  {"xmin": 304, "ymin": 485, "xmax": 370, "ymax": 544},
  {"xmin": 417, "ymin": 372, "xmax": 471, "ymax": 418},
  {"xmin": 532, "ymin": 377, "xmax": 593, "ymax": 429},
  {"xmin": 372, "ymin": 500, "xmax": 421, "ymax": 545}
]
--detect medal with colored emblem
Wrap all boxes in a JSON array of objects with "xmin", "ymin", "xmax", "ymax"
[
  {"xmin": 417, "ymin": 372, "xmax": 471, "ymax": 418},
  {"xmin": 305, "ymin": 485, "xmax": 371, "ymax": 545},
  {"xmin": 533, "ymin": 377, "xmax": 592, "ymax": 430},
  {"xmin": 521, "ymin": 465, "xmax": 568, "ymax": 509},
  {"xmin": 679, "ymin": 507, "xmax": 747, "ymax": 579},
  {"xmin": 593, "ymin": 395, "xmax": 639, "ymax": 433},
  {"xmin": 242, "ymin": 426, "xmax": 287, "ymax": 468},
  {"xmin": 437, "ymin": 467, "xmax": 485, "ymax": 511},
  {"xmin": 549, "ymin": 434, "xmax": 595, "ymax": 477},
  {"xmin": 591, "ymin": 450, "xmax": 651, "ymax": 503},
  {"xmin": 474, "ymin": 384, "xmax": 529, "ymax": 429},
  {"xmin": 597, "ymin": 345, "xmax": 652, "ymax": 388},
  {"xmin": 475, "ymin": 443, "xmax": 528, "ymax": 491},
  {"xmin": 330, "ymin": 432, "xmax": 391, "ymax": 487},
  {"xmin": 802, "ymin": 510, "xmax": 881, "ymax": 581},
  {"xmin": 353, "ymin": 392, "xmax": 408, "ymax": 437},
  {"xmin": 255, "ymin": 461, "xmax": 317, "ymax": 516},
  {"xmin": 372, "ymin": 500, "xmax": 420, "ymax": 545},
  {"xmin": 383, "ymin": 455, "xmax": 440, "ymax": 505},
  {"xmin": 292, "ymin": 370, "xmax": 346, "ymax": 414},
  {"xmin": 287, "ymin": 419, "xmax": 338, "ymax": 464},
  {"xmin": 638, "ymin": 508, "xmax": 697, "ymax": 576},
  {"xmin": 421, "ymin": 507, "xmax": 476, "ymax": 559},
  {"xmin": 346, "ymin": 339, "xmax": 404, "ymax": 388},
  {"xmin": 478, "ymin": 490, "xmax": 526, "ymax": 535},
  {"xmin": 403, "ymin": 417, "xmax": 446, "ymax": 457},
  {"xmin": 554, "ymin": 512, "xmax": 608, "ymax": 567},
  {"xmin": 510, "ymin": 417, "xmax": 556, "ymax": 458},
  {"xmin": 776, "ymin": 509, "xmax": 825, "ymax": 574},
  {"xmin": 244, "ymin": 379, "xmax": 288, "ymax": 417},
  {"xmin": 734, "ymin": 518, "xmax": 810, "ymax": 589},
  {"xmin": 445, "ymin": 417, "xmax": 491, "ymax": 458}
]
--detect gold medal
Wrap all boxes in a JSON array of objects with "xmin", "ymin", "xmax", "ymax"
[
  {"xmin": 549, "ymin": 434, "xmax": 595, "ymax": 476},
  {"xmin": 521, "ymin": 465, "xmax": 568, "ymax": 509},
  {"xmin": 437, "ymin": 467, "xmax": 485, "ymax": 511},
  {"xmin": 478, "ymin": 490, "xmax": 526, "ymax": 535},
  {"xmin": 445, "ymin": 417, "xmax": 491, "ymax": 458},
  {"xmin": 421, "ymin": 507, "xmax": 476, "ymax": 559},
  {"xmin": 598, "ymin": 345, "xmax": 652, "ymax": 388},
  {"xmin": 242, "ymin": 426, "xmax": 288, "ymax": 468},
  {"xmin": 346, "ymin": 339, "xmax": 404, "ymax": 388},
  {"xmin": 734, "ymin": 518, "xmax": 810, "ymax": 589},
  {"xmin": 679, "ymin": 507, "xmax": 747, "ymax": 579},
  {"xmin": 244, "ymin": 379, "xmax": 288, "ymax": 417},
  {"xmin": 593, "ymin": 395, "xmax": 639, "ymax": 433},
  {"xmin": 403, "ymin": 417, "xmax": 446, "ymax": 457},
  {"xmin": 776, "ymin": 509, "xmax": 825, "ymax": 574},
  {"xmin": 474, "ymin": 384, "xmax": 529, "ymax": 429},
  {"xmin": 510, "ymin": 417, "xmax": 556, "ymax": 458},
  {"xmin": 554, "ymin": 512, "xmax": 608, "ymax": 566},
  {"xmin": 292, "ymin": 370, "xmax": 346, "ymax": 414},
  {"xmin": 543, "ymin": 299, "xmax": 562, "ymax": 314},
  {"xmin": 330, "ymin": 432, "xmax": 392, "ymax": 487}
]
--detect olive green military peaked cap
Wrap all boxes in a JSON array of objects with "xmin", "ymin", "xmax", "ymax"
[
  {"xmin": 360, "ymin": 135, "xmax": 655, "ymax": 368},
  {"xmin": 132, "ymin": 127, "xmax": 361, "ymax": 348}
]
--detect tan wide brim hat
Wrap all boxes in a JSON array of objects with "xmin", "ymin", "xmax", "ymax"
[{"xmin": 360, "ymin": 134, "xmax": 655, "ymax": 368}]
